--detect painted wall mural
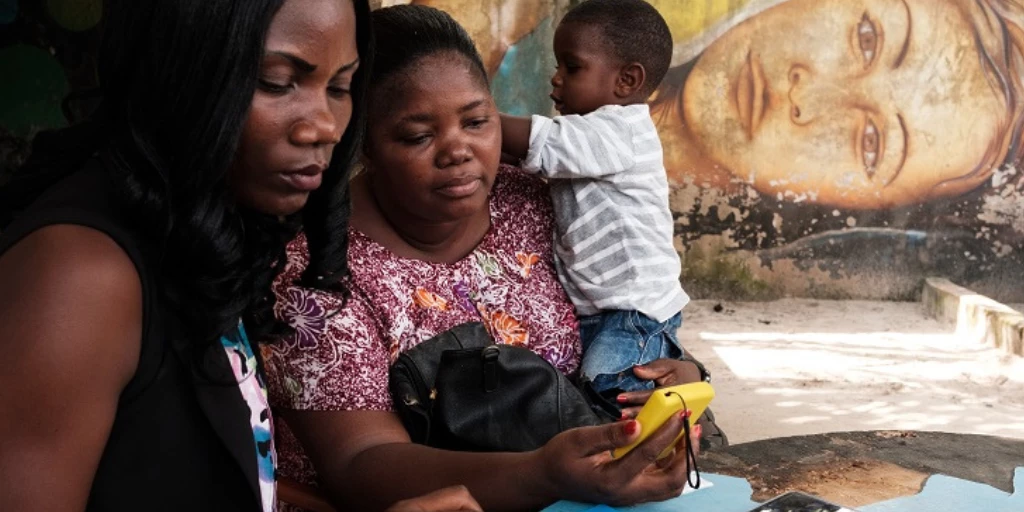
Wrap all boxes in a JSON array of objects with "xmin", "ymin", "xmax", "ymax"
[
  {"xmin": 3, "ymin": 0, "xmax": 1022, "ymax": 301},
  {"xmin": 435, "ymin": 0, "xmax": 1024, "ymax": 301},
  {"xmin": 649, "ymin": 0, "xmax": 1024, "ymax": 301}
]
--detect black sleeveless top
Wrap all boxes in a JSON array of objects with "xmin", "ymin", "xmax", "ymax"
[{"xmin": 0, "ymin": 161, "xmax": 266, "ymax": 511}]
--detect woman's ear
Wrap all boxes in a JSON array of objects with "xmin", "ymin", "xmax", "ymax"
[
  {"xmin": 615, "ymin": 63, "xmax": 647, "ymax": 98},
  {"xmin": 357, "ymin": 149, "xmax": 371, "ymax": 175}
]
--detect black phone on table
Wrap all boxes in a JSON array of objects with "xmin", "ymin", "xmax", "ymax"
[{"xmin": 746, "ymin": 491, "xmax": 859, "ymax": 512}]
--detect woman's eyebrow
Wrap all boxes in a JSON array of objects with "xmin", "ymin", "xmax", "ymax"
[
  {"xmin": 335, "ymin": 57, "xmax": 360, "ymax": 75},
  {"xmin": 458, "ymin": 99, "xmax": 487, "ymax": 113},
  {"xmin": 893, "ymin": 0, "xmax": 912, "ymax": 69},
  {"xmin": 264, "ymin": 53, "xmax": 359, "ymax": 76},
  {"xmin": 885, "ymin": 114, "xmax": 909, "ymax": 187},
  {"xmin": 267, "ymin": 51, "xmax": 317, "ymax": 73}
]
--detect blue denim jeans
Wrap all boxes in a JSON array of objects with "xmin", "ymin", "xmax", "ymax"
[{"xmin": 578, "ymin": 310, "xmax": 683, "ymax": 394}]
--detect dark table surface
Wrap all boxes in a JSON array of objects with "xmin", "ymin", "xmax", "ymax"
[{"xmin": 700, "ymin": 430, "xmax": 1024, "ymax": 508}]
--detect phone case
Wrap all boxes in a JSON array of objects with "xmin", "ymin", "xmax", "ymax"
[{"xmin": 611, "ymin": 381, "xmax": 714, "ymax": 459}]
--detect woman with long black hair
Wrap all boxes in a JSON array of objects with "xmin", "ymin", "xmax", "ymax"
[{"xmin": 0, "ymin": 0, "xmax": 391, "ymax": 510}]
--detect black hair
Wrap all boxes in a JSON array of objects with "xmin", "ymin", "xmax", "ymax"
[
  {"xmin": 561, "ymin": 0, "xmax": 673, "ymax": 96},
  {"xmin": 0, "ymin": 0, "xmax": 372, "ymax": 350},
  {"xmin": 367, "ymin": 4, "xmax": 488, "ymax": 109}
]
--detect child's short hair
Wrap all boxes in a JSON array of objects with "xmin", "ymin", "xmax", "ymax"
[{"xmin": 561, "ymin": 0, "xmax": 673, "ymax": 96}]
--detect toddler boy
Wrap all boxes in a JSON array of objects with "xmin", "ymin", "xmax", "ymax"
[{"xmin": 501, "ymin": 0, "xmax": 690, "ymax": 396}]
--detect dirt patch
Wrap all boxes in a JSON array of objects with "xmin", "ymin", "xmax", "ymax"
[{"xmin": 762, "ymin": 459, "xmax": 926, "ymax": 506}]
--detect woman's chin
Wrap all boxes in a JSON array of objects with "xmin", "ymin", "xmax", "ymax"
[
  {"xmin": 256, "ymin": 192, "xmax": 311, "ymax": 218},
  {"xmin": 433, "ymin": 193, "xmax": 490, "ymax": 221}
]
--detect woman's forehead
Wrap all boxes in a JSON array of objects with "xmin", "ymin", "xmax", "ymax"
[{"xmin": 371, "ymin": 53, "xmax": 491, "ymax": 114}]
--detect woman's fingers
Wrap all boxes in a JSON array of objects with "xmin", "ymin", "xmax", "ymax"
[
  {"xmin": 535, "ymin": 421, "xmax": 648, "ymax": 505},
  {"xmin": 566, "ymin": 419, "xmax": 644, "ymax": 457},
  {"xmin": 613, "ymin": 409, "xmax": 687, "ymax": 476},
  {"xmin": 384, "ymin": 485, "xmax": 483, "ymax": 512},
  {"xmin": 548, "ymin": 411, "xmax": 699, "ymax": 506},
  {"xmin": 612, "ymin": 415, "xmax": 697, "ymax": 504},
  {"xmin": 616, "ymin": 389, "xmax": 652, "ymax": 407},
  {"xmin": 662, "ymin": 428, "xmax": 698, "ymax": 480},
  {"xmin": 689, "ymin": 422, "xmax": 703, "ymax": 458},
  {"xmin": 619, "ymin": 406, "xmax": 644, "ymax": 419}
]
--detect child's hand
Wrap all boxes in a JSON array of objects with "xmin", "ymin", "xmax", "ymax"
[{"xmin": 615, "ymin": 359, "xmax": 705, "ymax": 418}]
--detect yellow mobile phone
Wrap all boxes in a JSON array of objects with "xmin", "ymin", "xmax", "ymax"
[{"xmin": 611, "ymin": 381, "xmax": 714, "ymax": 459}]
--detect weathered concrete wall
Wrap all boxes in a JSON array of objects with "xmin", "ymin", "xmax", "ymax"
[
  {"xmin": 4, "ymin": 0, "xmax": 1023, "ymax": 301},
  {"xmin": 922, "ymin": 277, "xmax": 1024, "ymax": 357}
]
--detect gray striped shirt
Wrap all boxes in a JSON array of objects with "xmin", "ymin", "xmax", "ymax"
[{"xmin": 523, "ymin": 104, "xmax": 689, "ymax": 322}]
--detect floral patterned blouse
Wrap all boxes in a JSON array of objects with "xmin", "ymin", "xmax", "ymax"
[{"xmin": 262, "ymin": 166, "xmax": 581, "ymax": 487}]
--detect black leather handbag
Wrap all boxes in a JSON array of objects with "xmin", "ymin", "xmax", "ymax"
[{"xmin": 389, "ymin": 322, "xmax": 613, "ymax": 452}]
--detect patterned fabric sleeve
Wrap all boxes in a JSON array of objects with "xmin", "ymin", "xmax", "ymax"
[{"xmin": 262, "ymin": 236, "xmax": 394, "ymax": 412}]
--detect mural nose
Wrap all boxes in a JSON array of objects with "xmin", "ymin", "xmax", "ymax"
[{"xmin": 787, "ymin": 64, "xmax": 812, "ymax": 125}]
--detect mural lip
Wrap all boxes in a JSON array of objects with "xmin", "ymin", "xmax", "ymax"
[{"xmin": 736, "ymin": 50, "xmax": 768, "ymax": 140}]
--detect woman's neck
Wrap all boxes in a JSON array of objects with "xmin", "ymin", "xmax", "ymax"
[{"xmin": 350, "ymin": 174, "xmax": 491, "ymax": 264}]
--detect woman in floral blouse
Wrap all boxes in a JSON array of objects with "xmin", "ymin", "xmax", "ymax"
[{"xmin": 263, "ymin": 5, "xmax": 700, "ymax": 511}]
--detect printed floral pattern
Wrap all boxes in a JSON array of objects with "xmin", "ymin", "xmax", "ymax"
[
  {"xmin": 516, "ymin": 251, "xmax": 540, "ymax": 278},
  {"xmin": 280, "ymin": 288, "xmax": 326, "ymax": 349},
  {"xmin": 413, "ymin": 287, "xmax": 450, "ymax": 311},
  {"xmin": 487, "ymin": 309, "xmax": 529, "ymax": 345},
  {"xmin": 264, "ymin": 166, "xmax": 581, "ymax": 489}
]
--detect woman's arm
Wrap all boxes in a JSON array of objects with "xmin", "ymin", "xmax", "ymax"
[
  {"xmin": 500, "ymin": 114, "xmax": 532, "ymax": 161},
  {"xmin": 0, "ymin": 226, "xmax": 142, "ymax": 511},
  {"xmin": 284, "ymin": 405, "xmax": 693, "ymax": 512}
]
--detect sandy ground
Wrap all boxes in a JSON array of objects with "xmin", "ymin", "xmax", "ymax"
[{"xmin": 680, "ymin": 299, "xmax": 1024, "ymax": 444}]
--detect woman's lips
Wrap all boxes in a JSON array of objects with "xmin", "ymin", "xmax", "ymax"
[
  {"xmin": 736, "ymin": 51, "xmax": 768, "ymax": 139},
  {"xmin": 436, "ymin": 176, "xmax": 482, "ymax": 198},
  {"xmin": 279, "ymin": 164, "xmax": 325, "ymax": 192}
]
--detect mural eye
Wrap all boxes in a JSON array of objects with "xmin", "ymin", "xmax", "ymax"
[
  {"xmin": 862, "ymin": 118, "xmax": 880, "ymax": 175},
  {"xmin": 858, "ymin": 13, "xmax": 878, "ymax": 67}
]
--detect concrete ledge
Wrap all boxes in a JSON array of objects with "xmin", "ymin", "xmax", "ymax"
[{"xmin": 922, "ymin": 277, "xmax": 1024, "ymax": 357}]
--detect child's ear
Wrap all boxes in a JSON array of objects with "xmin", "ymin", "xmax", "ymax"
[{"xmin": 615, "ymin": 63, "xmax": 646, "ymax": 98}]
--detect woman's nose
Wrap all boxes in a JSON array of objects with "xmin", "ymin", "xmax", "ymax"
[
  {"xmin": 290, "ymin": 98, "xmax": 343, "ymax": 146},
  {"xmin": 436, "ymin": 136, "xmax": 473, "ymax": 168}
]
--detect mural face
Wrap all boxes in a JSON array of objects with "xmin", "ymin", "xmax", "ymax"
[
  {"xmin": 3, "ymin": 0, "xmax": 1023, "ymax": 301},
  {"xmin": 673, "ymin": 0, "xmax": 1010, "ymax": 209},
  {"xmin": 651, "ymin": 0, "xmax": 1024, "ymax": 300}
]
